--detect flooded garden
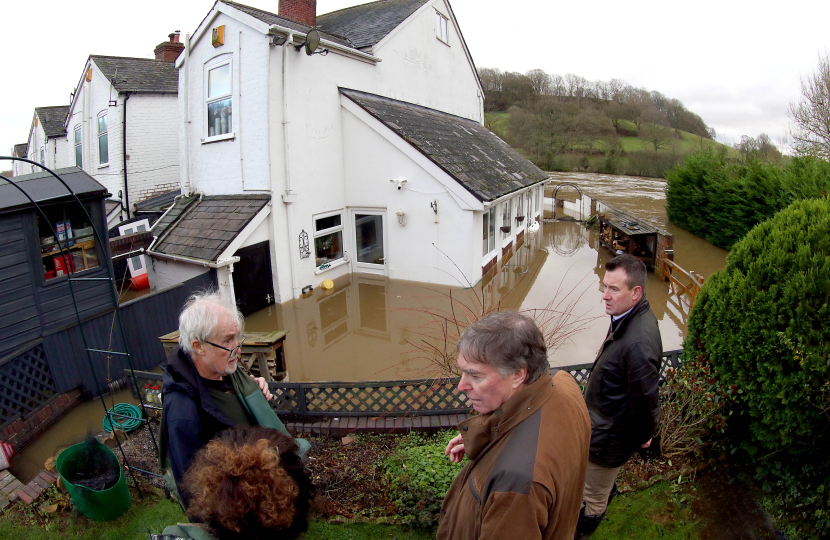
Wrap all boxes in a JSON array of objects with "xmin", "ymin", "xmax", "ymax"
[{"xmin": 244, "ymin": 172, "xmax": 727, "ymax": 382}]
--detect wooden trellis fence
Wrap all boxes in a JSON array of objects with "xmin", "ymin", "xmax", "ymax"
[
  {"xmin": 0, "ymin": 344, "xmax": 57, "ymax": 428},
  {"xmin": 125, "ymin": 350, "xmax": 683, "ymax": 418}
]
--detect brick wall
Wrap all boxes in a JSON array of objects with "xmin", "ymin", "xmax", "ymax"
[
  {"xmin": 0, "ymin": 389, "xmax": 82, "ymax": 452},
  {"xmin": 279, "ymin": 0, "xmax": 316, "ymax": 25}
]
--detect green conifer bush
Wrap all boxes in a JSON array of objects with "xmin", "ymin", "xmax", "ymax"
[
  {"xmin": 685, "ymin": 197, "xmax": 830, "ymax": 536},
  {"xmin": 666, "ymin": 152, "xmax": 830, "ymax": 250}
]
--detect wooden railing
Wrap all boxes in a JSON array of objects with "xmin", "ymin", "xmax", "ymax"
[
  {"xmin": 657, "ymin": 257, "xmax": 705, "ymax": 310},
  {"xmin": 124, "ymin": 350, "xmax": 683, "ymax": 418}
]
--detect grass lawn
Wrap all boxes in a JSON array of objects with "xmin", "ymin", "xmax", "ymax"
[{"xmin": 0, "ymin": 473, "xmax": 771, "ymax": 539}]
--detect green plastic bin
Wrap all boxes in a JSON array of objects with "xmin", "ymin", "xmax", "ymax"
[{"xmin": 56, "ymin": 438, "xmax": 131, "ymax": 521}]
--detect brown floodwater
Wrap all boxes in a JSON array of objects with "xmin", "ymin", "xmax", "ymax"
[
  {"xmin": 244, "ymin": 172, "xmax": 728, "ymax": 381},
  {"xmin": 8, "ymin": 388, "xmax": 139, "ymax": 484}
]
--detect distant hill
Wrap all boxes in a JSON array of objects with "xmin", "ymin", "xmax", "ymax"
[{"xmin": 479, "ymin": 68, "xmax": 734, "ymax": 178}]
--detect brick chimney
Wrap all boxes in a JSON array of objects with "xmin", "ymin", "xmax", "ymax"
[
  {"xmin": 279, "ymin": 0, "xmax": 316, "ymax": 26},
  {"xmin": 154, "ymin": 31, "xmax": 185, "ymax": 62}
]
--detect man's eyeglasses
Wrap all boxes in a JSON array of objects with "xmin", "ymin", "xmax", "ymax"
[{"xmin": 203, "ymin": 336, "xmax": 246, "ymax": 358}]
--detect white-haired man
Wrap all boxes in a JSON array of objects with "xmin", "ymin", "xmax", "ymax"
[{"xmin": 159, "ymin": 290, "xmax": 309, "ymax": 508}]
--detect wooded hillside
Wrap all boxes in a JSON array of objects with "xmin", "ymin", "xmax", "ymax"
[{"xmin": 480, "ymin": 68, "xmax": 723, "ymax": 177}]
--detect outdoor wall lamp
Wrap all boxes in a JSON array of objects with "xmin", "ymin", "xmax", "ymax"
[
  {"xmin": 390, "ymin": 178, "xmax": 408, "ymax": 190},
  {"xmin": 396, "ymin": 210, "xmax": 406, "ymax": 226}
]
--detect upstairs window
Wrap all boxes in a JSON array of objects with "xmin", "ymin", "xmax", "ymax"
[
  {"xmin": 206, "ymin": 59, "xmax": 232, "ymax": 138},
  {"xmin": 502, "ymin": 200, "xmax": 511, "ymax": 237},
  {"xmin": 436, "ymin": 11, "xmax": 450, "ymax": 44},
  {"xmin": 97, "ymin": 112, "xmax": 108, "ymax": 165},
  {"xmin": 74, "ymin": 125, "xmax": 82, "ymax": 167},
  {"xmin": 313, "ymin": 212, "xmax": 344, "ymax": 267}
]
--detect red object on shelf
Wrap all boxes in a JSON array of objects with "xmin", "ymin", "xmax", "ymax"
[
  {"xmin": 129, "ymin": 273, "xmax": 150, "ymax": 290},
  {"xmin": 44, "ymin": 270, "xmax": 55, "ymax": 280},
  {"xmin": 53, "ymin": 254, "xmax": 75, "ymax": 276}
]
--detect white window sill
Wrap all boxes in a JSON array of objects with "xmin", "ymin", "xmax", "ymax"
[
  {"xmin": 202, "ymin": 132, "xmax": 236, "ymax": 144},
  {"xmin": 501, "ymin": 236, "xmax": 513, "ymax": 248},
  {"xmin": 481, "ymin": 250, "xmax": 497, "ymax": 265},
  {"xmin": 437, "ymin": 36, "xmax": 450, "ymax": 46},
  {"xmin": 98, "ymin": 163, "xmax": 109, "ymax": 169},
  {"xmin": 314, "ymin": 257, "xmax": 349, "ymax": 275}
]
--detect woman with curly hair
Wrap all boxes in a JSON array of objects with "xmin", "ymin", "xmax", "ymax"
[{"xmin": 154, "ymin": 426, "xmax": 314, "ymax": 540}]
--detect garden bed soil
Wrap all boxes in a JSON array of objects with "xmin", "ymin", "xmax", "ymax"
[{"xmin": 114, "ymin": 428, "xmax": 780, "ymax": 537}]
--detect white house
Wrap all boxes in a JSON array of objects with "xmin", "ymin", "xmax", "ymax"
[
  {"xmin": 146, "ymin": 0, "xmax": 547, "ymax": 311},
  {"xmin": 64, "ymin": 34, "xmax": 183, "ymax": 227},
  {"xmin": 11, "ymin": 143, "xmax": 30, "ymax": 177},
  {"xmin": 23, "ymin": 106, "xmax": 72, "ymax": 176}
]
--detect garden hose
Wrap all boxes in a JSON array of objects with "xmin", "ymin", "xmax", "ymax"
[{"xmin": 102, "ymin": 403, "xmax": 143, "ymax": 433}]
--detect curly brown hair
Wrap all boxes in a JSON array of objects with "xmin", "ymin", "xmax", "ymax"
[{"xmin": 183, "ymin": 427, "xmax": 314, "ymax": 540}]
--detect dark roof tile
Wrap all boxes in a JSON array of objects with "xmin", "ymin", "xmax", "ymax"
[
  {"xmin": 317, "ymin": 0, "xmax": 429, "ymax": 50},
  {"xmin": 35, "ymin": 106, "xmax": 70, "ymax": 138},
  {"xmin": 153, "ymin": 195, "xmax": 270, "ymax": 262},
  {"xmin": 91, "ymin": 56, "xmax": 178, "ymax": 94},
  {"xmin": 13, "ymin": 143, "xmax": 28, "ymax": 158},
  {"xmin": 340, "ymin": 88, "xmax": 547, "ymax": 202}
]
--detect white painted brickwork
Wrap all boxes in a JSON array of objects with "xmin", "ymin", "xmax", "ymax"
[{"xmin": 125, "ymin": 94, "xmax": 180, "ymax": 207}]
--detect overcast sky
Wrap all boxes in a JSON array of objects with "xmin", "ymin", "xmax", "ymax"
[{"xmin": 2, "ymin": 0, "xmax": 828, "ymax": 165}]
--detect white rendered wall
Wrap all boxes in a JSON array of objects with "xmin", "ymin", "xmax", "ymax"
[
  {"xmin": 181, "ymin": 0, "xmax": 485, "ymax": 300},
  {"xmin": 145, "ymin": 256, "xmax": 209, "ymax": 292},
  {"xmin": 341, "ymin": 108, "xmax": 476, "ymax": 287}
]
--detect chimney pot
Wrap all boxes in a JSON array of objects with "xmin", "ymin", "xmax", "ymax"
[
  {"xmin": 156, "ymin": 32, "xmax": 185, "ymax": 62},
  {"xmin": 279, "ymin": 0, "xmax": 317, "ymax": 27}
]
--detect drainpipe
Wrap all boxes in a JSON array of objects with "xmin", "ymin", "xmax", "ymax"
[
  {"xmin": 122, "ymin": 92, "xmax": 131, "ymax": 219},
  {"xmin": 281, "ymin": 31, "xmax": 300, "ymax": 299},
  {"xmin": 181, "ymin": 33, "xmax": 192, "ymax": 196}
]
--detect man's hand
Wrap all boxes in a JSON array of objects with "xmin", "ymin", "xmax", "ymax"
[
  {"xmin": 641, "ymin": 438, "xmax": 652, "ymax": 449},
  {"xmin": 251, "ymin": 375, "xmax": 273, "ymax": 401},
  {"xmin": 445, "ymin": 433, "xmax": 466, "ymax": 464}
]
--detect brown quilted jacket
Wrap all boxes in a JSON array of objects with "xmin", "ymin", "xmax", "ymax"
[{"xmin": 437, "ymin": 371, "xmax": 590, "ymax": 540}]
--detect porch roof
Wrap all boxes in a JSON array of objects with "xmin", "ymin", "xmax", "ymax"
[
  {"xmin": 152, "ymin": 195, "xmax": 270, "ymax": 262},
  {"xmin": 340, "ymin": 88, "xmax": 547, "ymax": 202}
]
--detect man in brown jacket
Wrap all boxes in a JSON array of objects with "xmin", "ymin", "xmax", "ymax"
[{"xmin": 437, "ymin": 311, "xmax": 591, "ymax": 540}]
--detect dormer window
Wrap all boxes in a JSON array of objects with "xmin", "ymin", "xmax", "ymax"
[
  {"xmin": 436, "ymin": 11, "xmax": 449, "ymax": 45},
  {"xmin": 205, "ymin": 59, "xmax": 233, "ymax": 140}
]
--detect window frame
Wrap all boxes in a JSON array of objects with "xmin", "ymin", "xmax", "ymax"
[
  {"xmin": 312, "ymin": 210, "xmax": 345, "ymax": 268},
  {"xmin": 502, "ymin": 199, "xmax": 512, "ymax": 238},
  {"xmin": 97, "ymin": 111, "xmax": 109, "ymax": 167},
  {"xmin": 204, "ymin": 57, "xmax": 234, "ymax": 142},
  {"xmin": 435, "ymin": 10, "xmax": 450, "ymax": 45},
  {"xmin": 73, "ymin": 125, "xmax": 82, "ymax": 167},
  {"xmin": 40, "ymin": 147, "xmax": 45, "ymax": 166},
  {"xmin": 482, "ymin": 206, "xmax": 496, "ymax": 256}
]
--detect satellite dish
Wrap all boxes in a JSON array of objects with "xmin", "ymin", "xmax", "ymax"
[{"xmin": 304, "ymin": 29, "xmax": 320, "ymax": 55}]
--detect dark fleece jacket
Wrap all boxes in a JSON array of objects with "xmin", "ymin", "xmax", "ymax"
[{"xmin": 584, "ymin": 297, "xmax": 663, "ymax": 468}]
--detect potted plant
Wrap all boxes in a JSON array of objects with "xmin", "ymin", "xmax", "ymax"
[
  {"xmin": 500, "ymin": 226, "xmax": 511, "ymax": 233},
  {"xmin": 516, "ymin": 215, "xmax": 525, "ymax": 223}
]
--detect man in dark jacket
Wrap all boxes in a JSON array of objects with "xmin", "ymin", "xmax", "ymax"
[
  {"xmin": 438, "ymin": 312, "xmax": 591, "ymax": 540},
  {"xmin": 576, "ymin": 254, "xmax": 662, "ymax": 538},
  {"xmin": 159, "ymin": 290, "xmax": 309, "ymax": 509}
]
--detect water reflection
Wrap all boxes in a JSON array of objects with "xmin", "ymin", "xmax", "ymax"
[{"xmin": 244, "ymin": 172, "xmax": 727, "ymax": 381}]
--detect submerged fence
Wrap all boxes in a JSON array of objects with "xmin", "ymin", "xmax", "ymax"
[{"xmin": 127, "ymin": 350, "xmax": 683, "ymax": 418}]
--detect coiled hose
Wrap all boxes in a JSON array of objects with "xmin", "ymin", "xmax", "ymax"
[{"xmin": 102, "ymin": 403, "xmax": 143, "ymax": 433}]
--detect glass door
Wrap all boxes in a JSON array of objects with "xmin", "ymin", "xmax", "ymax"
[{"xmin": 351, "ymin": 210, "xmax": 387, "ymax": 276}]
